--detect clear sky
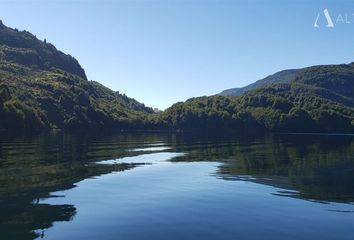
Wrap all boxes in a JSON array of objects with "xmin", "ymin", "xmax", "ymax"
[{"xmin": 1, "ymin": 0, "xmax": 354, "ymax": 109}]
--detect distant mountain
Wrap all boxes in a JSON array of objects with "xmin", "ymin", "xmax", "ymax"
[
  {"xmin": 0, "ymin": 21, "xmax": 153, "ymax": 131},
  {"xmin": 219, "ymin": 69, "xmax": 300, "ymax": 96},
  {"xmin": 160, "ymin": 63, "xmax": 354, "ymax": 133}
]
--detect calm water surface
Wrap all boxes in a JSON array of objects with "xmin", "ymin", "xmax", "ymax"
[{"xmin": 1, "ymin": 133, "xmax": 354, "ymax": 239}]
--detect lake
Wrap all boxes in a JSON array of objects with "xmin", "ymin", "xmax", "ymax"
[{"xmin": 1, "ymin": 132, "xmax": 354, "ymax": 240}]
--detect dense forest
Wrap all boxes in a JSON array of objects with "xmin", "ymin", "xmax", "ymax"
[
  {"xmin": 1, "ymin": 21, "xmax": 354, "ymax": 133},
  {"xmin": 160, "ymin": 64, "xmax": 354, "ymax": 132}
]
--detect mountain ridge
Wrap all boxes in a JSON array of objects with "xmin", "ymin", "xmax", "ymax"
[
  {"xmin": 219, "ymin": 69, "xmax": 300, "ymax": 96},
  {"xmin": 0, "ymin": 20, "xmax": 87, "ymax": 79},
  {"xmin": 161, "ymin": 62, "xmax": 354, "ymax": 133},
  {"xmin": 1, "ymin": 20, "xmax": 354, "ymax": 133},
  {"xmin": 0, "ymin": 21, "xmax": 154, "ymax": 132}
]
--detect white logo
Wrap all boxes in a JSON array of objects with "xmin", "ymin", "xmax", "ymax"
[
  {"xmin": 314, "ymin": 9, "xmax": 354, "ymax": 28},
  {"xmin": 314, "ymin": 8, "xmax": 334, "ymax": 28}
]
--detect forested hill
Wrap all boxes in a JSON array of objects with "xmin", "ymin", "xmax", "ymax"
[
  {"xmin": 1, "ymin": 20, "xmax": 354, "ymax": 133},
  {"xmin": 0, "ymin": 20, "xmax": 86, "ymax": 79},
  {"xmin": 0, "ymin": 21, "xmax": 153, "ymax": 131},
  {"xmin": 158, "ymin": 63, "xmax": 354, "ymax": 133}
]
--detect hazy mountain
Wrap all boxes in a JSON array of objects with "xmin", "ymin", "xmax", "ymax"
[{"xmin": 219, "ymin": 69, "xmax": 300, "ymax": 96}]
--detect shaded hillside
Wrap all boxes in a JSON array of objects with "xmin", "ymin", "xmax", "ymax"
[
  {"xmin": 159, "ymin": 63, "xmax": 354, "ymax": 133},
  {"xmin": 0, "ymin": 20, "xmax": 86, "ymax": 79},
  {"xmin": 219, "ymin": 69, "xmax": 300, "ymax": 96},
  {"xmin": 0, "ymin": 21, "xmax": 153, "ymax": 132}
]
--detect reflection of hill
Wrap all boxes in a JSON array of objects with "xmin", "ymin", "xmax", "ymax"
[
  {"xmin": 0, "ymin": 132, "xmax": 169, "ymax": 240},
  {"xmin": 1, "ymin": 132, "xmax": 354, "ymax": 239},
  {"xmin": 170, "ymin": 134, "xmax": 354, "ymax": 203},
  {"xmin": 1, "ymin": 198, "xmax": 75, "ymax": 240}
]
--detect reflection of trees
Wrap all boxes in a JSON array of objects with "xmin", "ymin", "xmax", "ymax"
[
  {"xmin": 0, "ymin": 132, "xmax": 169, "ymax": 240},
  {"xmin": 170, "ymin": 134, "xmax": 354, "ymax": 203},
  {"xmin": 1, "ymin": 132, "xmax": 354, "ymax": 239},
  {"xmin": 1, "ymin": 197, "xmax": 75, "ymax": 240}
]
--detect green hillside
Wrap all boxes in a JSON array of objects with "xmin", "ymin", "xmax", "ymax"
[
  {"xmin": 0, "ymin": 21, "xmax": 153, "ymax": 132},
  {"xmin": 160, "ymin": 63, "xmax": 354, "ymax": 133},
  {"xmin": 1, "ymin": 20, "xmax": 354, "ymax": 134}
]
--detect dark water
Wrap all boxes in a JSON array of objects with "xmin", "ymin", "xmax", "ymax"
[{"xmin": 1, "ymin": 132, "xmax": 354, "ymax": 240}]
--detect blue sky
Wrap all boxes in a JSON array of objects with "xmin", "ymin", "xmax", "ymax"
[{"xmin": 1, "ymin": 0, "xmax": 354, "ymax": 109}]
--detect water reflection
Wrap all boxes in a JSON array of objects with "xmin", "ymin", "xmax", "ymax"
[
  {"xmin": 0, "ymin": 133, "xmax": 170, "ymax": 239},
  {"xmin": 170, "ymin": 134, "xmax": 354, "ymax": 203},
  {"xmin": 0, "ymin": 132, "xmax": 354, "ymax": 239}
]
